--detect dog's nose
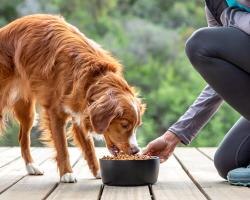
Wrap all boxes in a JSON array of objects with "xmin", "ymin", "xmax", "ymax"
[{"xmin": 131, "ymin": 146, "xmax": 140, "ymax": 154}]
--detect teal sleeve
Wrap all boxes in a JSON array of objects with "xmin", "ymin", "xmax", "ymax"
[{"xmin": 226, "ymin": 0, "xmax": 250, "ymax": 12}]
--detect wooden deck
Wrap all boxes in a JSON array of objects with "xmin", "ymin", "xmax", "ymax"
[{"xmin": 0, "ymin": 147, "xmax": 249, "ymax": 200}]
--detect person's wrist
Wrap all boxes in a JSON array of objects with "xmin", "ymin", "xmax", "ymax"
[{"xmin": 163, "ymin": 130, "xmax": 181, "ymax": 145}]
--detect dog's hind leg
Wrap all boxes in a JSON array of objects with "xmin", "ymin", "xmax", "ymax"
[
  {"xmin": 71, "ymin": 124, "xmax": 100, "ymax": 179},
  {"xmin": 14, "ymin": 98, "xmax": 43, "ymax": 175}
]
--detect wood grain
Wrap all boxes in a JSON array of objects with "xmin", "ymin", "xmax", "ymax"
[
  {"xmin": 175, "ymin": 148, "xmax": 250, "ymax": 200},
  {"xmin": 153, "ymin": 155, "xmax": 206, "ymax": 200},
  {"xmin": 0, "ymin": 148, "xmax": 80, "ymax": 200}
]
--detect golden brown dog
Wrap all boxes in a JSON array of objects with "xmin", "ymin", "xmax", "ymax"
[{"xmin": 0, "ymin": 14, "xmax": 145, "ymax": 182}]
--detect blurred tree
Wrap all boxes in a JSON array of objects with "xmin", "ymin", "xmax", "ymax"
[
  {"xmin": 0, "ymin": 0, "xmax": 23, "ymax": 26},
  {"xmin": 18, "ymin": 0, "xmax": 59, "ymax": 15}
]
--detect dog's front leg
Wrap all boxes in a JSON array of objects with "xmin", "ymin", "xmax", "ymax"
[
  {"xmin": 47, "ymin": 108, "xmax": 77, "ymax": 183},
  {"xmin": 71, "ymin": 124, "xmax": 100, "ymax": 179}
]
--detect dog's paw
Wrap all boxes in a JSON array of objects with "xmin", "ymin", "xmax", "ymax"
[
  {"xmin": 95, "ymin": 170, "xmax": 101, "ymax": 179},
  {"xmin": 60, "ymin": 173, "xmax": 77, "ymax": 183},
  {"xmin": 26, "ymin": 163, "xmax": 44, "ymax": 175}
]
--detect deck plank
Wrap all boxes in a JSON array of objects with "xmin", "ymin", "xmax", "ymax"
[
  {"xmin": 0, "ymin": 148, "xmax": 53, "ymax": 194},
  {"xmin": 0, "ymin": 147, "xmax": 25, "ymax": 168},
  {"xmin": 47, "ymin": 159, "xmax": 102, "ymax": 200},
  {"xmin": 198, "ymin": 147, "xmax": 216, "ymax": 160},
  {"xmin": 0, "ymin": 147, "xmax": 11, "ymax": 153},
  {"xmin": 47, "ymin": 148, "xmax": 107, "ymax": 200},
  {"xmin": 153, "ymin": 155, "xmax": 206, "ymax": 200},
  {"xmin": 0, "ymin": 148, "xmax": 81, "ymax": 200},
  {"xmin": 101, "ymin": 186, "xmax": 151, "ymax": 200},
  {"xmin": 174, "ymin": 148, "xmax": 250, "ymax": 200}
]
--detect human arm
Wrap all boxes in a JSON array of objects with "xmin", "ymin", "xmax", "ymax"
[
  {"xmin": 205, "ymin": 5, "xmax": 221, "ymax": 27},
  {"xmin": 143, "ymin": 85, "xmax": 223, "ymax": 161},
  {"xmin": 168, "ymin": 85, "xmax": 223, "ymax": 145}
]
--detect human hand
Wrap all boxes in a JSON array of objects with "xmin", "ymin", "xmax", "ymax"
[{"xmin": 142, "ymin": 131, "xmax": 180, "ymax": 163}]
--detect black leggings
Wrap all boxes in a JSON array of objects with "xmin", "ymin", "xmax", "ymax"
[{"xmin": 186, "ymin": 27, "xmax": 250, "ymax": 179}]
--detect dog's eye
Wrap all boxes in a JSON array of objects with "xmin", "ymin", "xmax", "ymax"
[{"xmin": 120, "ymin": 120, "xmax": 130, "ymax": 129}]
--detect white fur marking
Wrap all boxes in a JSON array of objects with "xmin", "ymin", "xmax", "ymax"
[
  {"xmin": 95, "ymin": 170, "xmax": 101, "ymax": 179},
  {"xmin": 60, "ymin": 173, "xmax": 77, "ymax": 183},
  {"xmin": 63, "ymin": 106, "xmax": 81, "ymax": 126},
  {"xmin": 26, "ymin": 163, "xmax": 44, "ymax": 175},
  {"xmin": 131, "ymin": 100, "xmax": 138, "ymax": 116},
  {"xmin": 8, "ymin": 86, "xmax": 20, "ymax": 105},
  {"xmin": 129, "ymin": 132, "xmax": 138, "ymax": 147},
  {"xmin": 131, "ymin": 100, "xmax": 139, "ymax": 128},
  {"xmin": 130, "ymin": 100, "xmax": 139, "ymax": 143}
]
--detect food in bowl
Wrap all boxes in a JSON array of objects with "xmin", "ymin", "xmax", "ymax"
[{"xmin": 101, "ymin": 153, "xmax": 152, "ymax": 160}]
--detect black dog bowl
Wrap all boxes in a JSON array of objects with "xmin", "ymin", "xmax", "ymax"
[{"xmin": 99, "ymin": 157, "xmax": 160, "ymax": 186}]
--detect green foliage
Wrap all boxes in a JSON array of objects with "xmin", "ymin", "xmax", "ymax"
[
  {"xmin": 0, "ymin": 121, "xmax": 19, "ymax": 146},
  {"xmin": 0, "ymin": 0, "xmax": 240, "ymax": 147},
  {"xmin": 0, "ymin": 119, "xmax": 42, "ymax": 147}
]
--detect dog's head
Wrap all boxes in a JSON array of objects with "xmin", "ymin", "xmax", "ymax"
[{"xmin": 86, "ymin": 73, "xmax": 145, "ymax": 155}]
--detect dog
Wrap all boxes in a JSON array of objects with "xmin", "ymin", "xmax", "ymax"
[{"xmin": 0, "ymin": 14, "xmax": 145, "ymax": 182}]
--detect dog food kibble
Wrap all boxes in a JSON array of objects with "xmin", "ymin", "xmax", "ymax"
[{"xmin": 101, "ymin": 153, "xmax": 152, "ymax": 160}]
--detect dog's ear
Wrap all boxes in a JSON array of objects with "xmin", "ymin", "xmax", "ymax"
[
  {"xmin": 88, "ymin": 90, "xmax": 123, "ymax": 133},
  {"xmin": 136, "ymin": 98, "xmax": 146, "ymax": 115},
  {"xmin": 130, "ymin": 87, "xmax": 146, "ymax": 116}
]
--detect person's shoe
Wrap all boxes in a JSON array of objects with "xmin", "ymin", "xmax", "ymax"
[{"xmin": 227, "ymin": 165, "xmax": 250, "ymax": 186}]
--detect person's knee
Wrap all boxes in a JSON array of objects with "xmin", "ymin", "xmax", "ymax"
[
  {"xmin": 185, "ymin": 27, "xmax": 212, "ymax": 68},
  {"xmin": 214, "ymin": 149, "xmax": 230, "ymax": 180}
]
